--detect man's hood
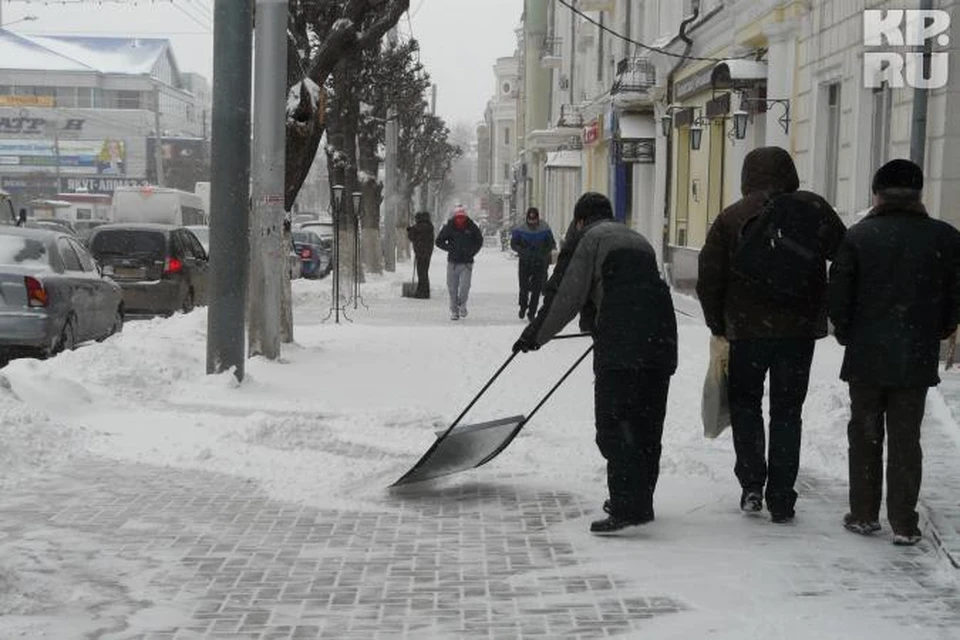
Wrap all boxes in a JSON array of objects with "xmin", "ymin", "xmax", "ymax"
[{"xmin": 741, "ymin": 146, "xmax": 800, "ymax": 196}]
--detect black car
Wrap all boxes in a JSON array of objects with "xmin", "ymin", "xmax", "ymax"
[{"xmin": 88, "ymin": 223, "xmax": 209, "ymax": 316}]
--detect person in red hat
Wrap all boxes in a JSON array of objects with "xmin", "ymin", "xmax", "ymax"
[{"xmin": 435, "ymin": 204, "xmax": 483, "ymax": 320}]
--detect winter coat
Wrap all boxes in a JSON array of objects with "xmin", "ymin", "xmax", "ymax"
[
  {"xmin": 407, "ymin": 213, "xmax": 435, "ymax": 257},
  {"xmin": 696, "ymin": 146, "xmax": 846, "ymax": 340},
  {"xmin": 435, "ymin": 214, "xmax": 483, "ymax": 264},
  {"xmin": 828, "ymin": 199, "xmax": 960, "ymax": 387},
  {"xmin": 523, "ymin": 219, "xmax": 677, "ymax": 374},
  {"xmin": 510, "ymin": 221, "xmax": 556, "ymax": 265}
]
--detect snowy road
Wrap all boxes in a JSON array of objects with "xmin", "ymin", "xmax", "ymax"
[{"xmin": 0, "ymin": 248, "xmax": 957, "ymax": 639}]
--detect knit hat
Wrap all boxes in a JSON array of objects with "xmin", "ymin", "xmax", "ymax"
[
  {"xmin": 573, "ymin": 192, "xmax": 613, "ymax": 223},
  {"xmin": 872, "ymin": 159, "xmax": 924, "ymax": 194},
  {"xmin": 453, "ymin": 204, "xmax": 467, "ymax": 217}
]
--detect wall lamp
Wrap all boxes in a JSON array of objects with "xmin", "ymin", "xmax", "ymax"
[
  {"xmin": 735, "ymin": 93, "xmax": 791, "ymax": 137},
  {"xmin": 659, "ymin": 104, "xmax": 685, "ymax": 138}
]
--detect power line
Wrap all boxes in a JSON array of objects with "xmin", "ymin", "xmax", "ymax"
[{"xmin": 556, "ymin": 0, "xmax": 756, "ymax": 64}]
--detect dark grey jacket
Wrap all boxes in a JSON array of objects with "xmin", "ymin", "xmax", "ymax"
[{"xmin": 523, "ymin": 220, "xmax": 677, "ymax": 373}]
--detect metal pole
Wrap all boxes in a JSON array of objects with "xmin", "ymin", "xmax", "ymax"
[
  {"xmin": 206, "ymin": 0, "xmax": 253, "ymax": 380},
  {"xmin": 334, "ymin": 200, "xmax": 340, "ymax": 323},
  {"xmin": 382, "ymin": 27, "xmax": 398, "ymax": 272},
  {"xmin": 249, "ymin": 0, "xmax": 287, "ymax": 360},
  {"xmin": 909, "ymin": 0, "xmax": 933, "ymax": 167},
  {"xmin": 153, "ymin": 83, "xmax": 165, "ymax": 187}
]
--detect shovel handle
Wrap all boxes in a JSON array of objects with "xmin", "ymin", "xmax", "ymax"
[{"xmin": 444, "ymin": 351, "xmax": 518, "ymax": 433}]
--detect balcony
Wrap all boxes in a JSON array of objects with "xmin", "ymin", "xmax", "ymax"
[
  {"xmin": 611, "ymin": 57, "xmax": 657, "ymax": 108},
  {"xmin": 557, "ymin": 104, "xmax": 584, "ymax": 128},
  {"xmin": 539, "ymin": 36, "xmax": 563, "ymax": 69}
]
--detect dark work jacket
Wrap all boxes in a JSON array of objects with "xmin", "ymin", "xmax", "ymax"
[
  {"xmin": 435, "ymin": 215, "xmax": 483, "ymax": 264},
  {"xmin": 407, "ymin": 216, "xmax": 435, "ymax": 257},
  {"xmin": 696, "ymin": 146, "xmax": 846, "ymax": 340},
  {"xmin": 524, "ymin": 219, "xmax": 677, "ymax": 374},
  {"xmin": 828, "ymin": 200, "xmax": 960, "ymax": 387}
]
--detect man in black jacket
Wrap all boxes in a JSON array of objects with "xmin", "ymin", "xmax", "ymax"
[
  {"xmin": 829, "ymin": 159, "xmax": 960, "ymax": 546},
  {"xmin": 407, "ymin": 211, "xmax": 435, "ymax": 299},
  {"xmin": 697, "ymin": 146, "xmax": 845, "ymax": 523},
  {"xmin": 435, "ymin": 204, "xmax": 483, "ymax": 320},
  {"xmin": 514, "ymin": 193, "xmax": 677, "ymax": 535}
]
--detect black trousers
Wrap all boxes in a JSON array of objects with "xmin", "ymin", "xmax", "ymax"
[
  {"xmin": 414, "ymin": 251, "xmax": 432, "ymax": 298},
  {"xmin": 728, "ymin": 338, "xmax": 815, "ymax": 515},
  {"xmin": 847, "ymin": 384, "xmax": 926, "ymax": 536},
  {"xmin": 594, "ymin": 369, "xmax": 671, "ymax": 521},
  {"xmin": 518, "ymin": 259, "xmax": 548, "ymax": 317}
]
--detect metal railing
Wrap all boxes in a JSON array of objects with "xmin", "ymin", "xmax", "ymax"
[{"xmin": 612, "ymin": 57, "xmax": 657, "ymax": 95}]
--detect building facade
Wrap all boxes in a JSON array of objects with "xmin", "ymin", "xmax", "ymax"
[{"xmin": 0, "ymin": 30, "xmax": 208, "ymax": 210}]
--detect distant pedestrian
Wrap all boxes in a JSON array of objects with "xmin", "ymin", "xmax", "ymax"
[
  {"xmin": 16, "ymin": 208, "xmax": 26, "ymax": 227},
  {"xmin": 435, "ymin": 204, "xmax": 483, "ymax": 321},
  {"xmin": 829, "ymin": 159, "xmax": 960, "ymax": 546},
  {"xmin": 697, "ymin": 146, "xmax": 845, "ymax": 523},
  {"xmin": 514, "ymin": 193, "xmax": 677, "ymax": 535},
  {"xmin": 511, "ymin": 207, "xmax": 556, "ymax": 321},
  {"xmin": 407, "ymin": 211, "xmax": 435, "ymax": 299}
]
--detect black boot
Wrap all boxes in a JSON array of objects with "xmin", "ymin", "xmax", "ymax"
[{"xmin": 590, "ymin": 514, "xmax": 653, "ymax": 534}]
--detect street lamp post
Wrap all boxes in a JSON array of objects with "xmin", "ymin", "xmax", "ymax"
[
  {"xmin": 323, "ymin": 184, "xmax": 350, "ymax": 324},
  {"xmin": 350, "ymin": 191, "xmax": 367, "ymax": 310}
]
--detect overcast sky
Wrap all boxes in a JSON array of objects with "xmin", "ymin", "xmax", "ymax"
[{"xmin": 3, "ymin": 0, "xmax": 521, "ymax": 128}]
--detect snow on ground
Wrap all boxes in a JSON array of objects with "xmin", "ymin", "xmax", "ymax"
[{"xmin": 0, "ymin": 247, "xmax": 956, "ymax": 639}]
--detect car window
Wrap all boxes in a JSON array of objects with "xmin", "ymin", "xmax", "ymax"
[
  {"xmin": 90, "ymin": 230, "xmax": 167, "ymax": 259},
  {"xmin": 0, "ymin": 234, "xmax": 51, "ymax": 270},
  {"xmin": 57, "ymin": 237, "xmax": 84, "ymax": 272},
  {"xmin": 184, "ymin": 230, "xmax": 207, "ymax": 259},
  {"xmin": 67, "ymin": 238, "xmax": 97, "ymax": 272}
]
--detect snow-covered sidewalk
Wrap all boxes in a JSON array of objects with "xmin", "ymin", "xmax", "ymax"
[{"xmin": 0, "ymin": 249, "xmax": 957, "ymax": 639}]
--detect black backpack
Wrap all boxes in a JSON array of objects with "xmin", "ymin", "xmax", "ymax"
[{"xmin": 731, "ymin": 192, "xmax": 825, "ymax": 309}]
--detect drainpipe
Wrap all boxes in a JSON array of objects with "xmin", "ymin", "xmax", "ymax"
[
  {"xmin": 662, "ymin": 3, "xmax": 701, "ymax": 260},
  {"xmin": 909, "ymin": 0, "xmax": 933, "ymax": 168}
]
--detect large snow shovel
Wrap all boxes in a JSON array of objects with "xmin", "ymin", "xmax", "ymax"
[
  {"xmin": 401, "ymin": 260, "xmax": 418, "ymax": 298},
  {"xmin": 391, "ymin": 334, "xmax": 593, "ymax": 487}
]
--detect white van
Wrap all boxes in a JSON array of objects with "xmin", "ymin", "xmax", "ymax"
[{"xmin": 112, "ymin": 186, "xmax": 207, "ymax": 227}]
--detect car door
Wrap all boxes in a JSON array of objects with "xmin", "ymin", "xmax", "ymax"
[
  {"xmin": 69, "ymin": 237, "xmax": 116, "ymax": 337},
  {"xmin": 56, "ymin": 236, "xmax": 93, "ymax": 341},
  {"xmin": 180, "ymin": 228, "xmax": 210, "ymax": 304}
]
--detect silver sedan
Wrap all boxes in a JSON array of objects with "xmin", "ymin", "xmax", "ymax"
[{"xmin": 0, "ymin": 226, "xmax": 123, "ymax": 359}]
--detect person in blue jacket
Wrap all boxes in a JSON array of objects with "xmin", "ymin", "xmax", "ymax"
[{"xmin": 510, "ymin": 207, "xmax": 556, "ymax": 321}]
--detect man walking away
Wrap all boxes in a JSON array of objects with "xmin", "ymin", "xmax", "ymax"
[
  {"xmin": 513, "ymin": 193, "xmax": 677, "ymax": 535},
  {"xmin": 697, "ymin": 146, "xmax": 845, "ymax": 524},
  {"xmin": 407, "ymin": 211, "xmax": 435, "ymax": 299},
  {"xmin": 511, "ymin": 207, "xmax": 557, "ymax": 321},
  {"xmin": 435, "ymin": 204, "xmax": 483, "ymax": 320},
  {"xmin": 829, "ymin": 159, "xmax": 960, "ymax": 546}
]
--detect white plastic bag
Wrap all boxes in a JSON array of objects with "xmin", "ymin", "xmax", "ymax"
[{"xmin": 701, "ymin": 336, "xmax": 731, "ymax": 439}]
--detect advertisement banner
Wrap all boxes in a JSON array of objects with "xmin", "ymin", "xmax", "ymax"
[{"xmin": 0, "ymin": 138, "xmax": 126, "ymax": 175}]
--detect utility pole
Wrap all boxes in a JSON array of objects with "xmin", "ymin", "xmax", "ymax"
[
  {"xmin": 248, "ymin": 0, "xmax": 287, "ymax": 360},
  {"xmin": 206, "ymin": 0, "xmax": 253, "ymax": 380},
  {"xmin": 419, "ymin": 84, "xmax": 437, "ymax": 211},
  {"xmin": 382, "ymin": 26, "xmax": 398, "ymax": 272},
  {"xmin": 153, "ymin": 83, "xmax": 165, "ymax": 187}
]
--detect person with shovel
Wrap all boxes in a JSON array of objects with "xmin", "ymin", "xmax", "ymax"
[
  {"xmin": 512, "ymin": 192, "xmax": 678, "ymax": 534},
  {"xmin": 406, "ymin": 211, "xmax": 435, "ymax": 299}
]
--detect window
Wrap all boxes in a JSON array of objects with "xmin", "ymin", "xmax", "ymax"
[
  {"xmin": 504, "ymin": 127, "xmax": 510, "ymax": 146},
  {"xmin": 116, "ymin": 90, "xmax": 142, "ymax": 109},
  {"xmin": 503, "ymin": 163, "xmax": 511, "ymax": 180},
  {"xmin": 56, "ymin": 87, "xmax": 76, "ymax": 108},
  {"xmin": 76, "ymin": 88, "xmax": 93, "ymax": 108},
  {"xmin": 76, "ymin": 208, "xmax": 92, "ymax": 221},
  {"xmin": 870, "ymin": 84, "xmax": 892, "ymax": 202},
  {"xmin": 824, "ymin": 82, "xmax": 841, "ymax": 205},
  {"xmin": 57, "ymin": 238, "xmax": 84, "ymax": 272},
  {"xmin": 502, "ymin": 82, "xmax": 511, "ymax": 95},
  {"xmin": 597, "ymin": 15, "xmax": 605, "ymax": 82},
  {"xmin": 183, "ymin": 229, "xmax": 207, "ymax": 259},
  {"xmin": 68, "ymin": 238, "xmax": 97, "ymax": 272}
]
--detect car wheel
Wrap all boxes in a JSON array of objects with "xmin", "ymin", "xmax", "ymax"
[
  {"xmin": 101, "ymin": 307, "xmax": 123, "ymax": 340},
  {"xmin": 181, "ymin": 289, "xmax": 195, "ymax": 314}
]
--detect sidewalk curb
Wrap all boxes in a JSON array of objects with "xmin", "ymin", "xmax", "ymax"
[{"xmin": 919, "ymin": 500, "xmax": 960, "ymax": 569}]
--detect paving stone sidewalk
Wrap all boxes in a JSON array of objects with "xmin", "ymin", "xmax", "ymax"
[{"xmin": 0, "ymin": 453, "xmax": 959, "ymax": 640}]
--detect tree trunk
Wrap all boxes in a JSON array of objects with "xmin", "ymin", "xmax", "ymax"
[{"xmin": 357, "ymin": 131, "xmax": 383, "ymax": 275}]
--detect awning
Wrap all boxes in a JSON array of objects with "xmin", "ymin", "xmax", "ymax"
[
  {"xmin": 618, "ymin": 114, "xmax": 655, "ymax": 140},
  {"xmin": 711, "ymin": 59, "xmax": 768, "ymax": 88},
  {"xmin": 545, "ymin": 150, "xmax": 582, "ymax": 169}
]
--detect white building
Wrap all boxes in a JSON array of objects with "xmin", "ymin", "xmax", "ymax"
[
  {"xmin": 485, "ymin": 55, "xmax": 521, "ymax": 218},
  {"xmin": 0, "ymin": 30, "xmax": 208, "ymax": 210}
]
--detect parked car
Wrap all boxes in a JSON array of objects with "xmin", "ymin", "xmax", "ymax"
[
  {"xmin": 293, "ymin": 229, "xmax": 332, "ymax": 279},
  {"xmin": 88, "ymin": 223, "xmax": 209, "ymax": 316},
  {"xmin": 298, "ymin": 220, "xmax": 334, "ymax": 241},
  {"xmin": 0, "ymin": 227, "xmax": 123, "ymax": 358},
  {"xmin": 25, "ymin": 219, "xmax": 78, "ymax": 236}
]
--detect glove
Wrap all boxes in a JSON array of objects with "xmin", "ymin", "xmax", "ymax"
[{"xmin": 512, "ymin": 337, "xmax": 539, "ymax": 354}]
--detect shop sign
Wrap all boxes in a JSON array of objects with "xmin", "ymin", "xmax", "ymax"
[{"xmin": 583, "ymin": 120, "xmax": 600, "ymax": 145}]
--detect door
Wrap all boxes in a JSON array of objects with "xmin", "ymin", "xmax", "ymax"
[
  {"xmin": 177, "ymin": 229, "xmax": 209, "ymax": 304},
  {"xmin": 69, "ymin": 237, "xmax": 115, "ymax": 337},
  {"xmin": 56, "ymin": 236, "xmax": 92, "ymax": 341}
]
